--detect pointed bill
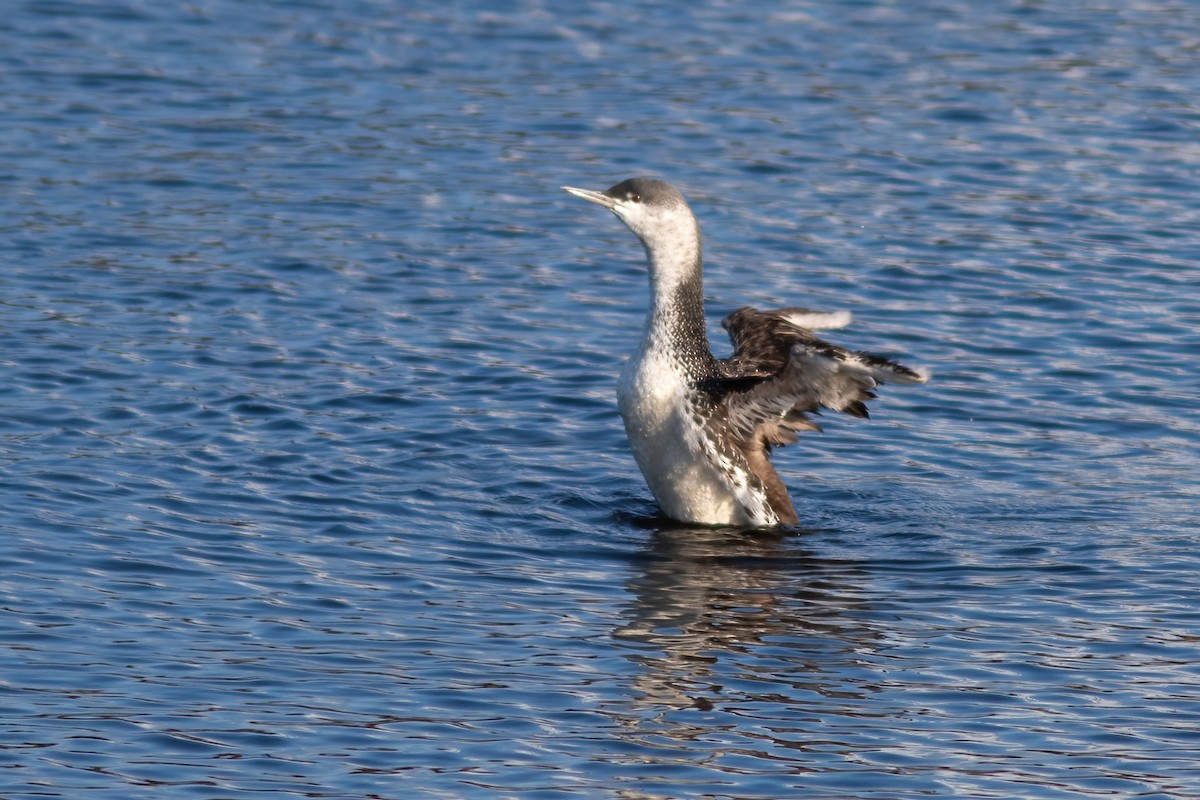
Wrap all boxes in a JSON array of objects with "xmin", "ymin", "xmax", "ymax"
[{"xmin": 562, "ymin": 185, "xmax": 617, "ymax": 209}]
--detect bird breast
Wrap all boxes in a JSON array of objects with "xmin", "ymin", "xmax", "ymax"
[{"xmin": 616, "ymin": 345, "xmax": 758, "ymax": 526}]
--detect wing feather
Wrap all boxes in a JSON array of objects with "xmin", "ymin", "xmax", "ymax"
[{"xmin": 717, "ymin": 306, "xmax": 927, "ymax": 449}]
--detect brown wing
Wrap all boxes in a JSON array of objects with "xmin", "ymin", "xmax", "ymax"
[{"xmin": 717, "ymin": 306, "xmax": 928, "ymax": 448}]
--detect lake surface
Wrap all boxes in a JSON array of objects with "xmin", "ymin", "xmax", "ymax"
[{"xmin": 3, "ymin": 1, "xmax": 1200, "ymax": 798}]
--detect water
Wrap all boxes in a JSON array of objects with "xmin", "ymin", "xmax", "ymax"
[{"xmin": 3, "ymin": 1, "xmax": 1200, "ymax": 797}]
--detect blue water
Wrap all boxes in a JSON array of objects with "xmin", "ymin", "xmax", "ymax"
[{"xmin": 3, "ymin": 1, "xmax": 1200, "ymax": 798}]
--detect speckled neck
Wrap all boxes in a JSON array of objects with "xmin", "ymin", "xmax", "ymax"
[{"xmin": 644, "ymin": 245, "xmax": 717, "ymax": 380}]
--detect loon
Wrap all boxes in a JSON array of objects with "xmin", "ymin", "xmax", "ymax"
[{"xmin": 563, "ymin": 177, "xmax": 928, "ymax": 528}]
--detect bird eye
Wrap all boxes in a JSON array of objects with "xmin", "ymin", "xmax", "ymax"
[{"xmin": 627, "ymin": 192, "xmax": 641, "ymax": 203}]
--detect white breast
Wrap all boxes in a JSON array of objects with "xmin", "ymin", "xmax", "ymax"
[{"xmin": 616, "ymin": 344, "xmax": 773, "ymax": 527}]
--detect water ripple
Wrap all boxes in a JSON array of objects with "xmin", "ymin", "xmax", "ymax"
[{"xmin": 3, "ymin": 1, "xmax": 1200, "ymax": 798}]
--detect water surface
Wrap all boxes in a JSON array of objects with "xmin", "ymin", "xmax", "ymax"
[{"xmin": 3, "ymin": 1, "xmax": 1200, "ymax": 798}]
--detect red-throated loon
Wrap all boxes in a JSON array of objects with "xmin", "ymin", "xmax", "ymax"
[{"xmin": 563, "ymin": 177, "xmax": 928, "ymax": 528}]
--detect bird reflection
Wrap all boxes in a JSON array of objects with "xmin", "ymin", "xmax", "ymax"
[{"xmin": 615, "ymin": 521, "xmax": 882, "ymax": 714}]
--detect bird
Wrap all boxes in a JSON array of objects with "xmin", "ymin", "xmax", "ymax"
[{"xmin": 562, "ymin": 177, "xmax": 928, "ymax": 528}]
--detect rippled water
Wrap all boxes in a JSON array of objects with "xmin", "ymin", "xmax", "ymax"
[{"xmin": 3, "ymin": 1, "xmax": 1200, "ymax": 798}]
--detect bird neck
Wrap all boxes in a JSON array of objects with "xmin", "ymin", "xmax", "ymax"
[{"xmin": 644, "ymin": 244, "xmax": 713, "ymax": 370}]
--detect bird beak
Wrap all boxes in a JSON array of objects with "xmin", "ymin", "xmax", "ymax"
[{"xmin": 562, "ymin": 186, "xmax": 617, "ymax": 210}]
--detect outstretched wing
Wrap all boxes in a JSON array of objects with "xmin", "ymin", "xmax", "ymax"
[{"xmin": 717, "ymin": 306, "xmax": 928, "ymax": 448}]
